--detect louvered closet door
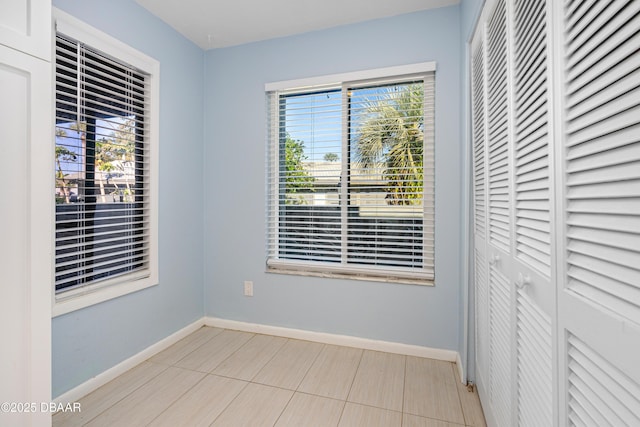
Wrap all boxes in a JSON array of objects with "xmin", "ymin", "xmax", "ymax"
[
  {"xmin": 485, "ymin": 1, "xmax": 514, "ymax": 423},
  {"xmin": 472, "ymin": 0, "xmax": 555, "ymax": 426},
  {"xmin": 558, "ymin": 0, "xmax": 640, "ymax": 424},
  {"xmin": 472, "ymin": 1, "xmax": 515, "ymax": 426},
  {"xmin": 512, "ymin": 0, "xmax": 554, "ymax": 426}
]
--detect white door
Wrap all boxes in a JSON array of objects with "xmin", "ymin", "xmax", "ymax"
[
  {"xmin": 0, "ymin": 0, "xmax": 52, "ymax": 426},
  {"xmin": 472, "ymin": 1, "xmax": 515, "ymax": 425},
  {"xmin": 472, "ymin": 0, "xmax": 555, "ymax": 425},
  {"xmin": 556, "ymin": 0, "xmax": 640, "ymax": 424}
]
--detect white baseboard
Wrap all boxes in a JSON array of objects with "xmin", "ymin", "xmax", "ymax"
[
  {"xmin": 55, "ymin": 316, "xmax": 462, "ymax": 403},
  {"xmin": 204, "ymin": 317, "xmax": 459, "ymax": 362},
  {"xmin": 54, "ymin": 318, "xmax": 205, "ymax": 404}
]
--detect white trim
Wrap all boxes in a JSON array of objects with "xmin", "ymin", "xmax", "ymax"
[
  {"xmin": 267, "ymin": 259, "xmax": 433, "ymax": 286},
  {"xmin": 53, "ymin": 8, "xmax": 157, "ymax": 72},
  {"xmin": 53, "ymin": 319, "xmax": 203, "ymax": 403},
  {"xmin": 51, "ymin": 8, "xmax": 160, "ymax": 317},
  {"xmin": 53, "ymin": 279, "xmax": 158, "ymax": 317},
  {"xmin": 204, "ymin": 317, "xmax": 458, "ymax": 362},
  {"xmin": 265, "ymin": 61, "xmax": 436, "ymax": 92}
]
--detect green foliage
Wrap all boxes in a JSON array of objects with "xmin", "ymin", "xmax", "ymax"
[
  {"xmin": 55, "ymin": 128, "xmax": 77, "ymax": 203},
  {"xmin": 54, "ymin": 118, "xmax": 137, "ymax": 203},
  {"xmin": 323, "ymin": 152, "xmax": 339, "ymax": 162},
  {"xmin": 96, "ymin": 118, "xmax": 135, "ymax": 172},
  {"xmin": 284, "ymin": 135, "xmax": 314, "ymax": 204},
  {"xmin": 354, "ymin": 84, "xmax": 424, "ymax": 205}
]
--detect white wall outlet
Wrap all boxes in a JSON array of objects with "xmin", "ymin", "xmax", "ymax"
[{"xmin": 244, "ymin": 280, "xmax": 253, "ymax": 297}]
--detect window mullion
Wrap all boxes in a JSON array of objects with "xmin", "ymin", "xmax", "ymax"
[{"xmin": 340, "ymin": 83, "xmax": 349, "ymax": 265}]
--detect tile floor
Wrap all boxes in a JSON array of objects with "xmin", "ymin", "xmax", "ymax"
[{"xmin": 53, "ymin": 326, "xmax": 486, "ymax": 427}]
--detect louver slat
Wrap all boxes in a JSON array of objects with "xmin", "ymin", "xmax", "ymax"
[
  {"xmin": 490, "ymin": 263, "xmax": 511, "ymax": 427},
  {"xmin": 517, "ymin": 289, "xmax": 552, "ymax": 427},
  {"xmin": 486, "ymin": 0, "xmax": 510, "ymax": 254},
  {"xmin": 567, "ymin": 335, "xmax": 640, "ymax": 426},
  {"xmin": 514, "ymin": 0, "xmax": 550, "ymax": 276},
  {"xmin": 564, "ymin": 0, "xmax": 640, "ymax": 325},
  {"xmin": 473, "ymin": 40, "xmax": 487, "ymax": 240},
  {"xmin": 475, "ymin": 249, "xmax": 489, "ymax": 372}
]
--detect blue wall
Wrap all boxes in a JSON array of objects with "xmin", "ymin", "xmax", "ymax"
[
  {"xmin": 51, "ymin": 0, "xmax": 205, "ymax": 398},
  {"xmin": 51, "ymin": 1, "xmax": 472, "ymax": 398},
  {"xmin": 203, "ymin": 6, "xmax": 463, "ymax": 351}
]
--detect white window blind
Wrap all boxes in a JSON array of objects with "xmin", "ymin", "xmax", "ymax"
[
  {"xmin": 54, "ymin": 32, "xmax": 152, "ymax": 295},
  {"xmin": 266, "ymin": 70, "xmax": 435, "ymax": 283}
]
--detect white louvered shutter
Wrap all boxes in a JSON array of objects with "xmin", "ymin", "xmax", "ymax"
[
  {"xmin": 472, "ymin": 0, "xmax": 640, "ymax": 425},
  {"xmin": 486, "ymin": 0, "xmax": 511, "ymax": 255},
  {"xmin": 559, "ymin": 0, "xmax": 640, "ymax": 424},
  {"xmin": 513, "ymin": 0, "xmax": 551, "ymax": 276},
  {"xmin": 516, "ymin": 290, "xmax": 552, "ymax": 426},
  {"xmin": 471, "ymin": 1, "xmax": 512, "ymax": 425},
  {"xmin": 472, "ymin": 0, "xmax": 556, "ymax": 425},
  {"xmin": 512, "ymin": 0, "xmax": 554, "ymax": 425}
]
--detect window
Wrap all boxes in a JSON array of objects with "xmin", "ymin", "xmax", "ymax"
[
  {"xmin": 53, "ymin": 10, "xmax": 158, "ymax": 315},
  {"xmin": 266, "ymin": 63, "xmax": 435, "ymax": 284}
]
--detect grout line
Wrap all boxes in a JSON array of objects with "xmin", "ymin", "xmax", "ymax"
[
  {"xmin": 451, "ymin": 362, "xmax": 469, "ymax": 426},
  {"xmin": 206, "ymin": 376, "xmax": 251, "ymax": 427},
  {"xmin": 336, "ymin": 348, "xmax": 365, "ymax": 425},
  {"xmin": 73, "ymin": 362, "xmax": 170, "ymax": 426},
  {"xmin": 245, "ymin": 336, "xmax": 289, "ymax": 382},
  {"xmin": 206, "ymin": 331, "xmax": 257, "ymax": 374},
  {"xmin": 295, "ymin": 342, "xmax": 327, "ymax": 392},
  {"xmin": 271, "ymin": 382, "xmax": 296, "ymax": 427},
  {"xmin": 401, "ymin": 355, "xmax": 407, "ymax": 426},
  {"xmin": 344, "ymin": 348, "xmax": 364, "ymax": 403},
  {"xmin": 160, "ymin": 325, "xmax": 224, "ymax": 366},
  {"xmin": 144, "ymin": 371, "xmax": 209, "ymax": 426}
]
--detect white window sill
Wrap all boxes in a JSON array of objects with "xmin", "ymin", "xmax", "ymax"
[
  {"xmin": 52, "ymin": 273, "xmax": 158, "ymax": 317},
  {"xmin": 266, "ymin": 262, "xmax": 434, "ymax": 287}
]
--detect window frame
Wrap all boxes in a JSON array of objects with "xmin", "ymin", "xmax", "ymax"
[
  {"xmin": 265, "ymin": 62, "xmax": 436, "ymax": 285},
  {"xmin": 52, "ymin": 8, "xmax": 159, "ymax": 317}
]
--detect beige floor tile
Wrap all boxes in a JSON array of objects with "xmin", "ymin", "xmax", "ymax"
[
  {"xmin": 403, "ymin": 413, "xmax": 465, "ymax": 427},
  {"xmin": 84, "ymin": 366, "xmax": 205, "ymax": 427},
  {"xmin": 275, "ymin": 392, "xmax": 345, "ymax": 427},
  {"xmin": 253, "ymin": 339, "xmax": 324, "ymax": 390},
  {"xmin": 338, "ymin": 403, "xmax": 402, "ymax": 427},
  {"xmin": 348, "ymin": 350, "xmax": 405, "ymax": 411},
  {"xmin": 450, "ymin": 365, "xmax": 486, "ymax": 427},
  {"xmin": 54, "ymin": 328, "xmax": 483, "ymax": 427},
  {"xmin": 298, "ymin": 345, "xmax": 363, "ymax": 400},
  {"xmin": 148, "ymin": 374, "xmax": 247, "ymax": 427},
  {"xmin": 149, "ymin": 326, "xmax": 223, "ymax": 365},
  {"xmin": 404, "ymin": 357, "xmax": 464, "ymax": 425},
  {"xmin": 53, "ymin": 361, "xmax": 168, "ymax": 427},
  {"xmin": 212, "ymin": 334, "xmax": 287, "ymax": 380},
  {"xmin": 211, "ymin": 382, "xmax": 293, "ymax": 427},
  {"xmin": 174, "ymin": 329, "xmax": 254, "ymax": 372}
]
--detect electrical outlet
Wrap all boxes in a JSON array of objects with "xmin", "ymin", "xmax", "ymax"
[{"xmin": 244, "ymin": 281, "xmax": 253, "ymax": 297}]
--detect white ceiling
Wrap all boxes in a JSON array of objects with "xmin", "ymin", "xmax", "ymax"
[{"xmin": 135, "ymin": 0, "xmax": 458, "ymax": 50}]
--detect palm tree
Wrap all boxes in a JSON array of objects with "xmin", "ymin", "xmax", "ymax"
[
  {"xmin": 55, "ymin": 128, "xmax": 77, "ymax": 203},
  {"xmin": 353, "ymin": 84, "xmax": 424, "ymax": 205}
]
